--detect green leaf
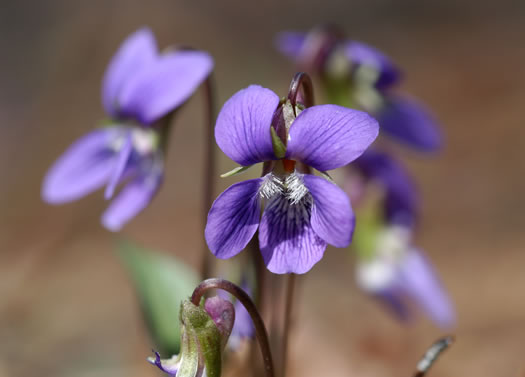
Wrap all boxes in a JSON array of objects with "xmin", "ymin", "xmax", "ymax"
[{"xmin": 117, "ymin": 240, "xmax": 199, "ymax": 356}]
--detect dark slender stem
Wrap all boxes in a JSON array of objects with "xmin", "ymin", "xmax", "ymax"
[
  {"xmin": 280, "ymin": 273, "xmax": 296, "ymax": 377},
  {"xmin": 200, "ymin": 76, "xmax": 216, "ymax": 279},
  {"xmin": 287, "ymin": 72, "xmax": 314, "ymax": 111},
  {"xmin": 413, "ymin": 336, "xmax": 454, "ymax": 377},
  {"xmin": 191, "ymin": 278, "xmax": 275, "ymax": 377}
]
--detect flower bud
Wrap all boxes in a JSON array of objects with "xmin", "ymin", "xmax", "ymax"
[{"xmin": 148, "ymin": 297, "xmax": 235, "ymax": 377}]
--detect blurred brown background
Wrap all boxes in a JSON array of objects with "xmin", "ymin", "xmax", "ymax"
[{"xmin": 1, "ymin": 1, "xmax": 525, "ymax": 376}]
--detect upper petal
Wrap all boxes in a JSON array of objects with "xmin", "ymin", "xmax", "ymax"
[
  {"xmin": 376, "ymin": 96, "xmax": 442, "ymax": 152},
  {"xmin": 353, "ymin": 150, "xmax": 418, "ymax": 226},
  {"xmin": 286, "ymin": 104, "xmax": 379, "ymax": 171},
  {"xmin": 205, "ymin": 178, "xmax": 262, "ymax": 259},
  {"xmin": 42, "ymin": 128, "xmax": 119, "ymax": 204},
  {"xmin": 303, "ymin": 174, "xmax": 354, "ymax": 247},
  {"xmin": 274, "ymin": 31, "xmax": 306, "ymax": 60},
  {"xmin": 215, "ymin": 85, "xmax": 279, "ymax": 166},
  {"xmin": 101, "ymin": 168, "xmax": 163, "ymax": 232},
  {"xmin": 259, "ymin": 192, "xmax": 326, "ymax": 274},
  {"xmin": 118, "ymin": 50, "xmax": 213, "ymax": 125},
  {"xmin": 345, "ymin": 41, "xmax": 401, "ymax": 90},
  {"xmin": 398, "ymin": 249, "xmax": 455, "ymax": 328},
  {"xmin": 102, "ymin": 27, "xmax": 157, "ymax": 117}
]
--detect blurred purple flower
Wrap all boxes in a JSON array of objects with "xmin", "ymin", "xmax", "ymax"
[
  {"xmin": 355, "ymin": 225, "xmax": 455, "ymax": 328},
  {"xmin": 205, "ymin": 85, "xmax": 378, "ymax": 274},
  {"xmin": 42, "ymin": 28, "xmax": 213, "ymax": 231},
  {"xmin": 353, "ymin": 149, "xmax": 419, "ymax": 226},
  {"xmin": 275, "ymin": 29, "xmax": 441, "ymax": 152}
]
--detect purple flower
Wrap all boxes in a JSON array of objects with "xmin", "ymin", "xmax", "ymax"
[
  {"xmin": 205, "ymin": 85, "xmax": 379, "ymax": 274},
  {"xmin": 355, "ymin": 225, "xmax": 455, "ymax": 328},
  {"xmin": 353, "ymin": 149, "xmax": 419, "ymax": 226},
  {"xmin": 275, "ymin": 29, "xmax": 441, "ymax": 152},
  {"xmin": 42, "ymin": 28, "xmax": 213, "ymax": 231}
]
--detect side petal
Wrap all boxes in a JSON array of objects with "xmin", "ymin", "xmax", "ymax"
[
  {"xmin": 215, "ymin": 85, "xmax": 279, "ymax": 166},
  {"xmin": 102, "ymin": 27, "xmax": 157, "ymax": 116},
  {"xmin": 259, "ymin": 193, "xmax": 326, "ymax": 274},
  {"xmin": 286, "ymin": 104, "xmax": 379, "ymax": 171},
  {"xmin": 376, "ymin": 96, "xmax": 442, "ymax": 152},
  {"xmin": 205, "ymin": 178, "xmax": 263, "ymax": 259},
  {"xmin": 345, "ymin": 41, "xmax": 401, "ymax": 90},
  {"xmin": 101, "ymin": 169, "xmax": 163, "ymax": 232},
  {"xmin": 118, "ymin": 50, "xmax": 213, "ymax": 125},
  {"xmin": 398, "ymin": 249, "xmax": 455, "ymax": 328},
  {"xmin": 353, "ymin": 150, "xmax": 419, "ymax": 226},
  {"xmin": 42, "ymin": 128, "xmax": 119, "ymax": 204},
  {"xmin": 274, "ymin": 31, "xmax": 306, "ymax": 60},
  {"xmin": 303, "ymin": 174, "xmax": 354, "ymax": 247}
]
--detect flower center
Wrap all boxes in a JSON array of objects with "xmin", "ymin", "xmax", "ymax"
[{"xmin": 259, "ymin": 172, "xmax": 310, "ymax": 205}]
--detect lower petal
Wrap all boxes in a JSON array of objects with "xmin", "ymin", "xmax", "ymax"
[
  {"xmin": 205, "ymin": 179, "xmax": 263, "ymax": 260},
  {"xmin": 259, "ymin": 193, "xmax": 326, "ymax": 274},
  {"xmin": 101, "ymin": 169, "xmax": 163, "ymax": 232},
  {"xmin": 398, "ymin": 249, "xmax": 455, "ymax": 328},
  {"xmin": 42, "ymin": 128, "xmax": 120, "ymax": 204},
  {"xmin": 303, "ymin": 174, "xmax": 355, "ymax": 248}
]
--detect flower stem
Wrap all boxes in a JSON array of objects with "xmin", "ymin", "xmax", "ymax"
[
  {"xmin": 191, "ymin": 278, "xmax": 275, "ymax": 377},
  {"xmin": 280, "ymin": 273, "xmax": 296, "ymax": 377},
  {"xmin": 200, "ymin": 75, "xmax": 216, "ymax": 279},
  {"xmin": 287, "ymin": 72, "xmax": 314, "ymax": 110}
]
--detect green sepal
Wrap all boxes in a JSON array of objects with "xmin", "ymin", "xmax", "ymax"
[
  {"xmin": 220, "ymin": 165, "xmax": 253, "ymax": 178},
  {"xmin": 180, "ymin": 301, "xmax": 223, "ymax": 377},
  {"xmin": 117, "ymin": 240, "xmax": 199, "ymax": 356},
  {"xmin": 270, "ymin": 127, "xmax": 286, "ymax": 159}
]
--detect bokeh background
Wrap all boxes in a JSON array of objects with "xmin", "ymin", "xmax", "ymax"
[{"xmin": 1, "ymin": 1, "xmax": 525, "ymax": 376}]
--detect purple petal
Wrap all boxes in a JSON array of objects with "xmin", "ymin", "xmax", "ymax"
[
  {"xmin": 148, "ymin": 351, "xmax": 180, "ymax": 375},
  {"xmin": 101, "ymin": 169, "xmax": 163, "ymax": 232},
  {"xmin": 104, "ymin": 132, "xmax": 133, "ymax": 199},
  {"xmin": 215, "ymin": 85, "xmax": 279, "ymax": 166},
  {"xmin": 102, "ymin": 28, "xmax": 157, "ymax": 116},
  {"xmin": 303, "ymin": 174, "xmax": 354, "ymax": 247},
  {"xmin": 376, "ymin": 96, "xmax": 442, "ymax": 152},
  {"xmin": 286, "ymin": 104, "xmax": 379, "ymax": 171},
  {"xmin": 205, "ymin": 178, "xmax": 263, "ymax": 259},
  {"xmin": 259, "ymin": 192, "xmax": 326, "ymax": 274},
  {"xmin": 398, "ymin": 249, "xmax": 455, "ymax": 328},
  {"xmin": 353, "ymin": 150, "xmax": 418, "ymax": 226},
  {"xmin": 274, "ymin": 32, "xmax": 306, "ymax": 60},
  {"xmin": 42, "ymin": 128, "xmax": 119, "ymax": 204},
  {"xmin": 118, "ymin": 50, "xmax": 213, "ymax": 125},
  {"xmin": 345, "ymin": 41, "xmax": 401, "ymax": 90}
]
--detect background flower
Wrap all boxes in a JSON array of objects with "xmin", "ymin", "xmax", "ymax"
[{"xmin": 42, "ymin": 27, "xmax": 213, "ymax": 231}]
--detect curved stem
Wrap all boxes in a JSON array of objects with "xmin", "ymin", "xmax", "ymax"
[
  {"xmin": 200, "ymin": 75, "xmax": 215, "ymax": 279},
  {"xmin": 191, "ymin": 278, "xmax": 275, "ymax": 377},
  {"xmin": 287, "ymin": 72, "xmax": 314, "ymax": 111}
]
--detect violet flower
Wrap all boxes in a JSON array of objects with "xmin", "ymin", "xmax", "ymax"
[
  {"xmin": 355, "ymin": 225, "xmax": 455, "ymax": 328},
  {"xmin": 41, "ymin": 28, "xmax": 213, "ymax": 231},
  {"xmin": 276, "ymin": 29, "xmax": 441, "ymax": 152},
  {"xmin": 349, "ymin": 150, "xmax": 454, "ymax": 327},
  {"xmin": 353, "ymin": 149, "xmax": 419, "ymax": 227},
  {"xmin": 205, "ymin": 85, "xmax": 379, "ymax": 274}
]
